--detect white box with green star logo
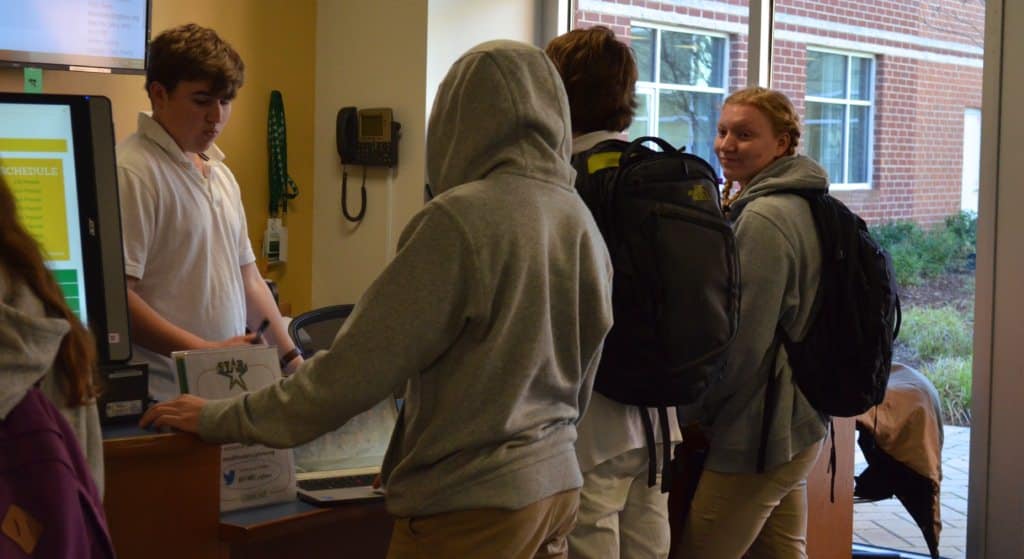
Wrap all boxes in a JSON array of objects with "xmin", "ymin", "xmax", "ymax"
[{"xmin": 173, "ymin": 345, "xmax": 296, "ymax": 512}]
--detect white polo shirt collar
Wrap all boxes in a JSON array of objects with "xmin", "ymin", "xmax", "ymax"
[
  {"xmin": 572, "ymin": 130, "xmax": 628, "ymax": 155},
  {"xmin": 136, "ymin": 112, "xmax": 226, "ymax": 166}
]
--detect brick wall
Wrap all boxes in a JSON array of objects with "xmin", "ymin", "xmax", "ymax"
[{"xmin": 572, "ymin": 0, "xmax": 984, "ymax": 226}]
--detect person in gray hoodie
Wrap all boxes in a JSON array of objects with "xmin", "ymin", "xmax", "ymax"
[
  {"xmin": 676, "ymin": 87, "xmax": 829, "ymax": 558},
  {"xmin": 141, "ymin": 40, "xmax": 614, "ymax": 559},
  {"xmin": 0, "ymin": 174, "xmax": 104, "ymax": 495}
]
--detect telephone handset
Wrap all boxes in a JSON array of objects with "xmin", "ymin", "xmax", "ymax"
[
  {"xmin": 336, "ymin": 107, "xmax": 400, "ymax": 167},
  {"xmin": 335, "ymin": 107, "xmax": 402, "ymax": 223}
]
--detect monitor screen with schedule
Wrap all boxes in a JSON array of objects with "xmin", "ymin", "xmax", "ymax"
[{"xmin": 0, "ymin": 92, "xmax": 132, "ymax": 363}]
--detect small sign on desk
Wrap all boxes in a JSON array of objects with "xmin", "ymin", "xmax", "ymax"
[{"xmin": 174, "ymin": 345, "xmax": 296, "ymax": 513}]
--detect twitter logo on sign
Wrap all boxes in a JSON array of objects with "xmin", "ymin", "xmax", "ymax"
[{"xmin": 224, "ymin": 470, "xmax": 236, "ymax": 486}]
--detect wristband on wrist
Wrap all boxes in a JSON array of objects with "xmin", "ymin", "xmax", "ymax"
[{"xmin": 280, "ymin": 347, "xmax": 302, "ymax": 370}]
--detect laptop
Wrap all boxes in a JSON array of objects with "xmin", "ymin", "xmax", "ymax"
[{"xmin": 294, "ymin": 397, "xmax": 399, "ymax": 505}]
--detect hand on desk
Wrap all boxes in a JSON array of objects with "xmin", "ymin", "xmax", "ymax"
[{"xmin": 139, "ymin": 394, "xmax": 207, "ymax": 434}]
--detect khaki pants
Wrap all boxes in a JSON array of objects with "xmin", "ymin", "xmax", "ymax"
[
  {"xmin": 569, "ymin": 448, "xmax": 670, "ymax": 559},
  {"xmin": 675, "ymin": 440, "xmax": 822, "ymax": 559},
  {"xmin": 387, "ymin": 489, "xmax": 579, "ymax": 559}
]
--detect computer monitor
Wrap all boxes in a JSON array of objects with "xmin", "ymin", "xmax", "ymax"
[
  {"xmin": 0, "ymin": 0, "xmax": 151, "ymax": 74},
  {"xmin": 0, "ymin": 92, "xmax": 132, "ymax": 364}
]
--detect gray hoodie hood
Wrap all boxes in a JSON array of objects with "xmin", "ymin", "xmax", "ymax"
[
  {"xmin": 0, "ymin": 276, "xmax": 105, "ymax": 494},
  {"xmin": 426, "ymin": 40, "xmax": 574, "ymax": 195},
  {"xmin": 0, "ymin": 285, "xmax": 70, "ymax": 418},
  {"xmin": 732, "ymin": 154, "xmax": 829, "ymax": 211}
]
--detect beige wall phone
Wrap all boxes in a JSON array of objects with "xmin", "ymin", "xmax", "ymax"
[{"xmin": 336, "ymin": 107, "xmax": 401, "ymax": 222}]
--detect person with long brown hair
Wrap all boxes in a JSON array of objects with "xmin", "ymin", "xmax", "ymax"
[
  {"xmin": 546, "ymin": 26, "xmax": 682, "ymax": 559},
  {"xmin": 0, "ymin": 172, "xmax": 104, "ymax": 494}
]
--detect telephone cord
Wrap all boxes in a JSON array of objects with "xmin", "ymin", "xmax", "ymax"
[{"xmin": 341, "ymin": 165, "xmax": 367, "ymax": 222}]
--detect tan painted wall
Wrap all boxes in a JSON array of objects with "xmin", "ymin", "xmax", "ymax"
[
  {"xmin": 0, "ymin": 0, "xmax": 548, "ymax": 315},
  {"xmin": 311, "ymin": 1, "xmax": 431, "ymax": 308},
  {"xmin": 426, "ymin": 0, "xmax": 540, "ymax": 116},
  {"xmin": 0, "ymin": 0, "xmax": 317, "ymax": 314},
  {"xmin": 310, "ymin": 0, "xmax": 544, "ymax": 309}
]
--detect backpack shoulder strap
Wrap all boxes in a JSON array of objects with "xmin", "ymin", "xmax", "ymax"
[
  {"xmin": 729, "ymin": 188, "xmax": 824, "ymax": 222},
  {"xmin": 571, "ymin": 139, "xmax": 630, "ymax": 233},
  {"xmin": 572, "ymin": 139, "xmax": 630, "ymax": 176}
]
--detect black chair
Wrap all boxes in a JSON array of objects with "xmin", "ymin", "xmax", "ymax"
[{"xmin": 287, "ymin": 304, "xmax": 354, "ymax": 358}]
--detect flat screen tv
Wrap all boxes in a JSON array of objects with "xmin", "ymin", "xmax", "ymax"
[
  {"xmin": 0, "ymin": 0, "xmax": 151, "ymax": 74},
  {"xmin": 0, "ymin": 92, "xmax": 132, "ymax": 364}
]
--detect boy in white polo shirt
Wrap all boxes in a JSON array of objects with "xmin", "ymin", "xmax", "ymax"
[{"xmin": 117, "ymin": 23, "xmax": 301, "ymax": 401}]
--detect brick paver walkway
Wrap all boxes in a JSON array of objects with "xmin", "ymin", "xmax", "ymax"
[{"xmin": 853, "ymin": 425, "xmax": 970, "ymax": 559}]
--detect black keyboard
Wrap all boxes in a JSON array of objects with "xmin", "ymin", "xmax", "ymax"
[{"xmin": 297, "ymin": 473, "xmax": 377, "ymax": 491}]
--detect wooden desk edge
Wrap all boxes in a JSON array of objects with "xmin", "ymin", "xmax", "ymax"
[
  {"xmin": 104, "ymin": 430, "xmax": 215, "ymax": 458},
  {"xmin": 219, "ymin": 499, "xmax": 390, "ymax": 543}
]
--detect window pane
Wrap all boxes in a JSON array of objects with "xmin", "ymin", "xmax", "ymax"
[
  {"xmin": 657, "ymin": 90, "xmax": 721, "ymax": 170},
  {"xmin": 848, "ymin": 105, "xmax": 870, "ymax": 183},
  {"xmin": 659, "ymin": 30, "xmax": 724, "ymax": 87},
  {"xmin": 807, "ymin": 51, "xmax": 848, "ymax": 99},
  {"xmin": 850, "ymin": 57, "xmax": 872, "ymax": 101},
  {"xmin": 769, "ymin": 3, "xmax": 985, "ymax": 555},
  {"xmin": 627, "ymin": 92, "xmax": 651, "ymax": 139},
  {"xmin": 631, "ymin": 26, "xmax": 655, "ymax": 83},
  {"xmin": 805, "ymin": 101, "xmax": 845, "ymax": 180}
]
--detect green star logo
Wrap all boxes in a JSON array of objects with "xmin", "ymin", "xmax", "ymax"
[{"xmin": 216, "ymin": 359, "xmax": 249, "ymax": 391}]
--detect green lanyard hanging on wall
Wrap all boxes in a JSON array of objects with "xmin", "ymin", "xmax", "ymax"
[{"xmin": 268, "ymin": 90, "xmax": 299, "ymax": 216}]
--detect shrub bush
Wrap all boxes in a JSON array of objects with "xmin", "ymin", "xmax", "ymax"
[
  {"xmin": 869, "ymin": 214, "xmax": 978, "ymax": 426},
  {"xmin": 921, "ymin": 356, "xmax": 973, "ymax": 426},
  {"xmin": 945, "ymin": 210, "xmax": 978, "ymax": 262},
  {"xmin": 871, "ymin": 221, "xmax": 919, "ymax": 249},
  {"xmin": 872, "ymin": 221, "xmax": 925, "ymax": 285},
  {"xmin": 887, "ymin": 244, "xmax": 925, "ymax": 286},
  {"xmin": 899, "ymin": 306, "xmax": 973, "ymax": 362},
  {"xmin": 870, "ymin": 218, "xmax": 968, "ymax": 287}
]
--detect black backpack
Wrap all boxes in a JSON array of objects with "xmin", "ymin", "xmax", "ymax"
[
  {"xmin": 732, "ymin": 190, "xmax": 901, "ymax": 474},
  {"xmin": 571, "ymin": 136, "xmax": 740, "ymax": 488}
]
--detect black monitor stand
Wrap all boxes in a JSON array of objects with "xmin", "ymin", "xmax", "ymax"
[{"xmin": 97, "ymin": 362, "xmax": 149, "ymax": 425}]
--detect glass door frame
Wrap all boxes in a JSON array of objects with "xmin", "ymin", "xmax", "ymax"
[{"xmin": 558, "ymin": 1, "xmax": 1017, "ymax": 555}]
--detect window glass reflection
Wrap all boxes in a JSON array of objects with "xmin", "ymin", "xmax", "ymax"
[
  {"xmin": 630, "ymin": 26, "xmax": 655, "ymax": 83},
  {"xmin": 805, "ymin": 101, "xmax": 845, "ymax": 180},
  {"xmin": 848, "ymin": 104, "xmax": 870, "ymax": 183},
  {"xmin": 807, "ymin": 51, "xmax": 847, "ymax": 98},
  {"xmin": 851, "ymin": 57, "xmax": 872, "ymax": 101},
  {"xmin": 659, "ymin": 30, "xmax": 725, "ymax": 87},
  {"xmin": 657, "ymin": 90, "xmax": 720, "ymax": 167},
  {"xmin": 627, "ymin": 91, "xmax": 652, "ymax": 139}
]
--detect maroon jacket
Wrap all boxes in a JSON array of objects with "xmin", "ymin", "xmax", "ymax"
[{"xmin": 0, "ymin": 388, "xmax": 114, "ymax": 558}]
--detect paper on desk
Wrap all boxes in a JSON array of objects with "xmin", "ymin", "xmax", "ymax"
[{"xmin": 173, "ymin": 345, "xmax": 296, "ymax": 513}]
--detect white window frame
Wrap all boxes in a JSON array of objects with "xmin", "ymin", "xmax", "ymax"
[
  {"xmin": 630, "ymin": 22, "xmax": 730, "ymax": 147},
  {"xmin": 632, "ymin": 86, "xmax": 655, "ymax": 137},
  {"xmin": 804, "ymin": 47, "xmax": 876, "ymax": 191}
]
